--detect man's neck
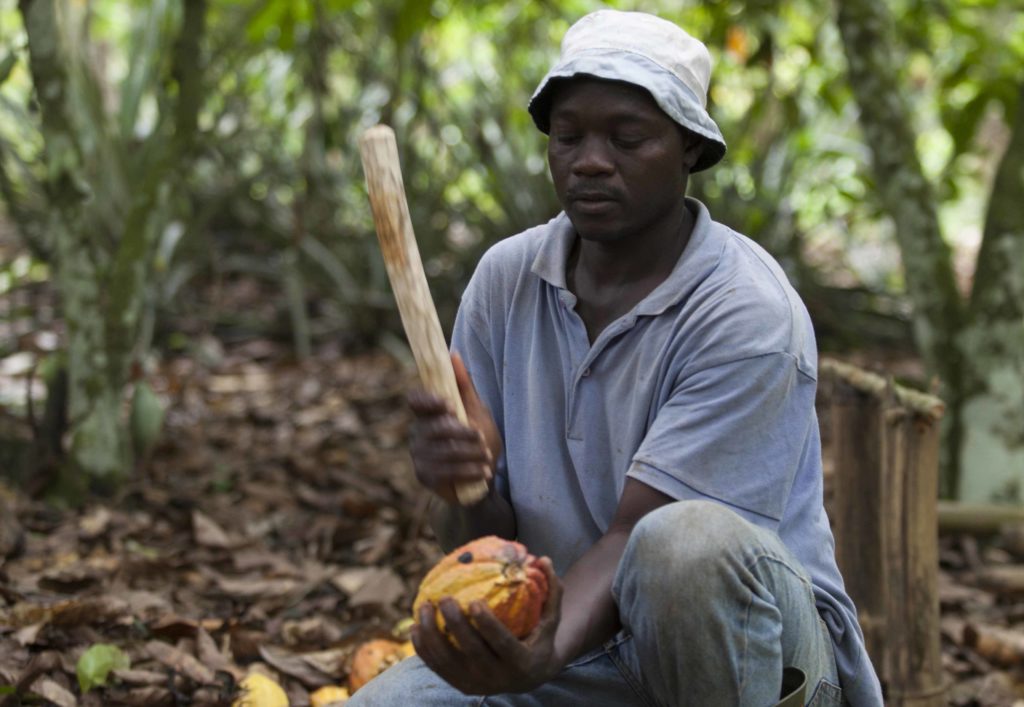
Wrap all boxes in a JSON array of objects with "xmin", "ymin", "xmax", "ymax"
[{"xmin": 567, "ymin": 201, "xmax": 695, "ymax": 342}]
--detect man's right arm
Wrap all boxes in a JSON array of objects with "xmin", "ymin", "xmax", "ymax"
[{"xmin": 409, "ymin": 354, "xmax": 516, "ymax": 550}]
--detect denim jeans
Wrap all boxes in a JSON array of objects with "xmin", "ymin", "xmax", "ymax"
[{"xmin": 348, "ymin": 501, "xmax": 843, "ymax": 706}]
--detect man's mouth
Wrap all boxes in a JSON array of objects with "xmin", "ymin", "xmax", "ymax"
[
  {"xmin": 568, "ymin": 190, "xmax": 619, "ymax": 213},
  {"xmin": 568, "ymin": 190, "xmax": 617, "ymax": 203}
]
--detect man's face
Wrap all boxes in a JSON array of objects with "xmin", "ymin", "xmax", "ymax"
[{"xmin": 546, "ymin": 78, "xmax": 697, "ymax": 243}]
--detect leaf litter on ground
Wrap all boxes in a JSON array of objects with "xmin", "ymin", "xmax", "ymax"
[{"xmin": 0, "ymin": 339, "xmax": 1021, "ymax": 705}]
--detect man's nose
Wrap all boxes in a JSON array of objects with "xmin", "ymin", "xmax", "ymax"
[{"xmin": 572, "ymin": 136, "xmax": 614, "ymax": 175}]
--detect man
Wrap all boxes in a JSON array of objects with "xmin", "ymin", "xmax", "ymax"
[{"xmin": 351, "ymin": 10, "xmax": 882, "ymax": 706}]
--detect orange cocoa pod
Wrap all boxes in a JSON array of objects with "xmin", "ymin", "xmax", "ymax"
[
  {"xmin": 347, "ymin": 638, "xmax": 413, "ymax": 693},
  {"xmin": 413, "ymin": 535, "xmax": 549, "ymax": 640}
]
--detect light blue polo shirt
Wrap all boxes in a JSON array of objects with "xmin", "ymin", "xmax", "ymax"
[{"xmin": 449, "ymin": 198, "xmax": 882, "ymax": 705}]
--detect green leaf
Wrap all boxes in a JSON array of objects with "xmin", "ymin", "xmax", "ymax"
[
  {"xmin": 395, "ymin": 0, "xmax": 436, "ymax": 46},
  {"xmin": 76, "ymin": 644, "xmax": 131, "ymax": 693}
]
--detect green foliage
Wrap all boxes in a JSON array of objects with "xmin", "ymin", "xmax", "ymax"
[
  {"xmin": 76, "ymin": 643, "xmax": 131, "ymax": 693},
  {"xmin": 0, "ymin": 0, "xmax": 1019, "ymax": 490}
]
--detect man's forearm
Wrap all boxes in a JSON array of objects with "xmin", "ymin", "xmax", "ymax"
[
  {"xmin": 429, "ymin": 486, "xmax": 517, "ymax": 552},
  {"xmin": 551, "ymin": 526, "xmax": 631, "ymax": 668}
]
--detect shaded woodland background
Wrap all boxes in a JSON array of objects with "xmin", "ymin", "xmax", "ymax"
[{"xmin": 0, "ymin": 0, "xmax": 1023, "ymax": 704}]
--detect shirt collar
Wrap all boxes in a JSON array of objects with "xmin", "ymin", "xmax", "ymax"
[{"xmin": 530, "ymin": 198, "xmax": 725, "ymax": 316}]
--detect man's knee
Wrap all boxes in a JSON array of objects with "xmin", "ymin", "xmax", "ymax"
[
  {"xmin": 631, "ymin": 500, "xmax": 755, "ymax": 562},
  {"xmin": 615, "ymin": 500, "xmax": 759, "ymax": 604},
  {"xmin": 347, "ymin": 656, "xmax": 472, "ymax": 706}
]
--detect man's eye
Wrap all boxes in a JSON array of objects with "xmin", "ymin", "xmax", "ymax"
[
  {"xmin": 613, "ymin": 135, "xmax": 647, "ymax": 148},
  {"xmin": 553, "ymin": 133, "xmax": 580, "ymax": 145}
]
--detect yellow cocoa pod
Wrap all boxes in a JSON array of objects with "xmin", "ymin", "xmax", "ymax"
[
  {"xmin": 413, "ymin": 535, "xmax": 548, "ymax": 640},
  {"xmin": 232, "ymin": 672, "xmax": 289, "ymax": 707},
  {"xmin": 347, "ymin": 639, "xmax": 413, "ymax": 693}
]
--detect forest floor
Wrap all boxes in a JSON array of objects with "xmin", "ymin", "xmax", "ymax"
[{"xmin": 1, "ymin": 337, "xmax": 1023, "ymax": 706}]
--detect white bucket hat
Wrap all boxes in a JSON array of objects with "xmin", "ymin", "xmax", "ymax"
[{"xmin": 529, "ymin": 10, "xmax": 727, "ymax": 172}]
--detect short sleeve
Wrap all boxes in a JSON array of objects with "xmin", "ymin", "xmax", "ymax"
[
  {"xmin": 627, "ymin": 352, "xmax": 814, "ymax": 525},
  {"xmin": 450, "ymin": 270, "xmax": 511, "ymax": 504}
]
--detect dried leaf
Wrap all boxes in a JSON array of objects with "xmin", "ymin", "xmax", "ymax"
[
  {"xmin": 146, "ymin": 640, "xmax": 216, "ymax": 684},
  {"xmin": 39, "ymin": 553, "xmax": 120, "ymax": 591},
  {"xmin": 963, "ymin": 623, "xmax": 1024, "ymax": 666},
  {"xmin": 148, "ymin": 614, "xmax": 225, "ymax": 639},
  {"xmin": 258, "ymin": 644, "xmax": 333, "ymax": 688},
  {"xmin": 213, "ymin": 575, "xmax": 300, "ymax": 599},
  {"xmin": 78, "ymin": 507, "xmax": 113, "ymax": 540},
  {"xmin": 977, "ymin": 565, "xmax": 1024, "ymax": 595},
  {"xmin": 300, "ymin": 647, "xmax": 350, "ymax": 678},
  {"xmin": 51, "ymin": 595, "xmax": 131, "ymax": 627},
  {"xmin": 354, "ymin": 525, "xmax": 397, "ymax": 565},
  {"xmin": 1, "ymin": 596, "xmax": 130, "ymax": 631},
  {"xmin": 333, "ymin": 567, "xmax": 405, "ymax": 608},
  {"xmin": 197, "ymin": 626, "xmax": 244, "ymax": 680},
  {"xmin": 193, "ymin": 510, "xmax": 233, "ymax": 549},
  {"xmin": 111, "ymin": 668, "xmax": 168, "ymax": 686},
  {"xmin": 281, "ymin": 616, "xmax": 345, "ymax": 647},
  {"xmin": 29, "ymin": 677, "xmax": 76, "ymax": 707},
  {"xmin": 13, "ymin": 622, "xmax": 43, "ymax": 647}
]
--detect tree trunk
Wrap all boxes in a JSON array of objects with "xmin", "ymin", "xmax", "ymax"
[
  {"xmin": 20, "ymin": 0, "xmax": 130, "ymax": 483},
  {"xmin": 835, "ymin": 0, "xmax": 1024, "ymax": 498},
  {"xmin": 18, "ymin": 0, "xmax": 207, "ymax": 490},
  {"xmin": 956, "ymin": 85, "xmax": 1024, "ymax": 501}
]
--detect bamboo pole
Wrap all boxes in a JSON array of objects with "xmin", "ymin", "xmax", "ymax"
[
  {"xmin": 827, "ymin": 376, "xmax": 889, "ymax": 674},
  {"xmin": 881, "ymin": 400, "xmax": 945, "ymax": 706},
  {"xmin": 822, "ymin": 359, "xmax": 946, "ymax": 705}
]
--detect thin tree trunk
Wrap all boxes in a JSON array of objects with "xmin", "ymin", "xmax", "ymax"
[
  {"xmin": 19, "ymin": 0, "xmax": 208, "ymax": 490},
  {"xmin": 956, "ymin": 85, "xmax": 1024, "ymax": 501},
  {"xmin": 20, "ymin": 0, "xmax": 128, "ymax": 484},
  {"xmin": 836, "ymin": 0, "xmax": 970, "ymax": 493}
]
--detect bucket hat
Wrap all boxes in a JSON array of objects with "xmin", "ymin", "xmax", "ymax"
[{"xmin": 528, "ymin": 10, "xmax": 727, "ymax": 172}]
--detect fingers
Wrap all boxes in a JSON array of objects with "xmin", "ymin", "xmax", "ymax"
[
  {"xmin": 413, "ymin": 600, "xmax": 496, "ymax": 695},
  {"xmin": 469, "ymin": 601, "xmax": 525, "ymax": 658},
  {"xmin": 441, "ymin": 599, "xmax": 499, "ymax": 660},
  {"xmin": 407, "ymin": 389, "xmax": 451, "ymax": 417},
  {"xmin": 411, "ymin": 602, "xmax": 464, "ymax": 685}
]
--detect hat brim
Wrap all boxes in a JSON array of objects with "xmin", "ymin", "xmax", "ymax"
[{"xmin": 528, "ymin": 50, "xmax": 727, "ymax": 173}]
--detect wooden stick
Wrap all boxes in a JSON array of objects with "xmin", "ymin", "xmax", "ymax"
[{"xmin": 359, "ymin": 126, "xmax": 489, "ymax": 506}]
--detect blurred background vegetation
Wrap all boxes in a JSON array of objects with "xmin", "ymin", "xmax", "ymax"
[{"xmin": 0, "ymin": 0, "xmax": 1021, "ymax": 501}]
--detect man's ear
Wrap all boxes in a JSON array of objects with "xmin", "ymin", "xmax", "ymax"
[{"xmin": 680, "ymin": 131, "xmax": 703, "ymax": 172}]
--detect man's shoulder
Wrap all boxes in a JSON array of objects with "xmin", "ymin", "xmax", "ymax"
[
  {"xmin": 685, "ymin": 220, "xmax": 815, "ymax": 374},
  {"xmin": 476, "ymin": 213, "xmax": 567, "ymax": 273}
]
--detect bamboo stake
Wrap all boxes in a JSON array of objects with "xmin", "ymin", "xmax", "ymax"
[
  {"xmin": 881, "ymin": 398, "xmax": 945, "ymax": 706},
  {"xmin": 828, "ymin": 378, "xmax": 888, "ymax": 673}
]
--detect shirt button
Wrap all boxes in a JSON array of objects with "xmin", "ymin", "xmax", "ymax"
[{"xmin": 582, "ymin": 367, "xmax": 591, "ymax": 377}]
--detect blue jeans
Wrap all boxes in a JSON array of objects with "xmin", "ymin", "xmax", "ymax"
[{"xmin": 349, "ymin": 501, "xmax": 843, "ymax": 706}]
